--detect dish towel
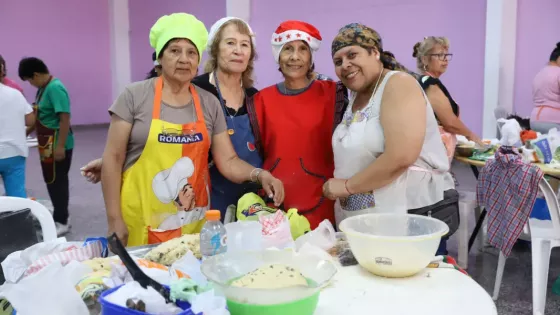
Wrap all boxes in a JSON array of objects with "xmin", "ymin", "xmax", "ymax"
[{"xmin": 477, "ymin": 146, "xmax": 544, "ymax": 256}]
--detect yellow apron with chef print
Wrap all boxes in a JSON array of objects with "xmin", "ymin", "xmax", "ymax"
[{"xmin": 121, "ymin": 77, "xmax": 211, "ymax": 246}]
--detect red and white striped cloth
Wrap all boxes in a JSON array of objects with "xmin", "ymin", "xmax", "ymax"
[{"xmin": 23, "ymin": 240, "xmax": 104, "ymax": 277}]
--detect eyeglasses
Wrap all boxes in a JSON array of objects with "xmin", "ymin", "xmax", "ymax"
[{"xmin": 429, "ymin": 53, "xmax": 453, "ymax": 61}]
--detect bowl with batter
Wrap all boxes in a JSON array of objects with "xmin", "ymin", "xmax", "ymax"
[{"xmin": 201, "ymin": 249, "xmax": 337, "ymax": 315}]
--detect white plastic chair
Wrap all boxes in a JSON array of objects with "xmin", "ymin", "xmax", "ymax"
[
  {"xmin": 0, "ymin": 197, "xmax": 57, "ymax": 241},
  {"xmin": 456, "ymin": 191, "xmax": 485, "ymax": 269},
  {"xmin": 491, "ymin": 179, "xmax": 560, "ymax": 315}
]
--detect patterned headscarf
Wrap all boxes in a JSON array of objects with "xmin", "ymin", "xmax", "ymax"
[
  {"xmin": 331, "ymin": 23, "xmax": 382, "ymax": 57},
  {"xmin": 331, "ymin": 23, "xmax": 408, "ymax": 72}
]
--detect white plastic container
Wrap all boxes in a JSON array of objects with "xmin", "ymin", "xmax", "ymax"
[
  {"xmin": 339, "ymin": 213, "xmax": 449, "ymax": 278},
  {"xmin": 225, "ymin": 221, "xmax": 263, "ymax": 253}
]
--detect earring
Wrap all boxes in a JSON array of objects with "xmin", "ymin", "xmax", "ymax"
[{"xmin": 423, "ymin": 64, "xmax": 427, "ymax": 71}]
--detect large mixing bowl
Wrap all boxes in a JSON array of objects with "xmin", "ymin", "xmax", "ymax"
[
  {"xmin": 201, "ymin": 249, "xmax": 337, "ymax": 315},
  {"xmin": 339, "ymin": 213, "xmax": 449, "ymax": 278}
]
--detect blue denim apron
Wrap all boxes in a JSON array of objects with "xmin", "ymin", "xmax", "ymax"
[{"xmin": 209, "ymin": 72, "xmax": 263, "ymax": 215}]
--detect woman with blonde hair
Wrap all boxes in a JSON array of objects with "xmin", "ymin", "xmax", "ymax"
[
  {"xmin": 412, "ymin": 36, "xmax": 483, "ymax": 161},
  {"xmin": 325, "ymin": 24, "xmax": 458, "ymax": 255},
  {"xmin": 191, "ymin": 17, "xmax": 263, "ymax": 216}
]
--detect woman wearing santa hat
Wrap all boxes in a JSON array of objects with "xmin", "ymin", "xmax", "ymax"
[{"xmin": 247, "ymin": 20, "xmax": 348, "ymax": 229}]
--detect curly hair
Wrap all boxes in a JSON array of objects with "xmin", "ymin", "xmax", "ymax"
[
  {"xmin": 412, "ymin": 36, "xmax": 450, "ymax": 71},
  {"xmin": 204, "ymin": 19, "xmax": 257, "ymax": 87}
]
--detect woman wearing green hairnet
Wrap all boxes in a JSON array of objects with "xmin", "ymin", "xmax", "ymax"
[{"xmin": 100, "ymin": 13, "xmax": 284, "ymax": 246}]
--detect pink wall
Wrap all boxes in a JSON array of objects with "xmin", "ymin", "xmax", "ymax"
[
  {"xmin": 128, "ymin": 0, "xmax": 226, "ymax": 82},
  {"xmin": 0, "ymin": 0, "xmax": 112, "ymax": 125},
  {"xmin": 513, "ymin": 0, "xmax": 560, "ymax": 117},
  {"xmin": 250, "ymin": 0, "xmax": 487, "ymax": 134}
]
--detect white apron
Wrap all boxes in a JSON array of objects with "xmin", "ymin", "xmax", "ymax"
[{"xmin": 332, "ymin": 71, "xmax": 453, "ymax": 228}]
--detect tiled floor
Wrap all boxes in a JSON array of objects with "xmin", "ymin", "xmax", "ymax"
[{"xmin": 4, "ymin": 126, "xmax": 560, "ymax": 314}]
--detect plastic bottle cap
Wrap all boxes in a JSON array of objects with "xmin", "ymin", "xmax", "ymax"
[{"xmin": 205, "ymin": 210, "xmax": 221, "ymax": 221}]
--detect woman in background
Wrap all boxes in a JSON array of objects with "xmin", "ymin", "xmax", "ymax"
[
  {"xmin": 247, "ymin": 20, "xmax": 347, "ymax": 229},
  {"xmin": 530, "ymin": 42, "xmax": 560, "ymax": 134},
  {"xmin": 19, "ymin": 57, "xmax": 74, "ymax": 236},
  {"xmin": 0, "ymin": 54, "xmax": 24, "ymax": 94},
  {"xmin": 412, "ymin": 36, "xmax": 482, "ymax": 161},
  {"xmin": 325, "ymin": 24, "xmax": 457, "ymax": 254}
]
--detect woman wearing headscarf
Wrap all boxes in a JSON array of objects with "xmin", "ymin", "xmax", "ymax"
[
  {"xmin": 530, "ymin": 42, "xmax": 560, "ymax": 134},
  {"xmin": 101, "ymin": 13, "xmax": 283, "ymax": 246},
  {"xmin": 191, "ymin": 17, "xmax": 262, "ymax": 217},
  {"xmin": 247, "ymin": 20, "xmax": 348, "ymax": 229},
  {"xmin": 324, "ymin": 23, "xmax": 458, "ymax": 254},
  {"xmin": 412, "ymin": 36, "xmax": 483, "ymax": 161}
]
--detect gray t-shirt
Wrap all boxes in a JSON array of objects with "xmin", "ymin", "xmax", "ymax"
[{"xmin": 109, "ymin": 78, "xmax": 227, "ymax": 171}]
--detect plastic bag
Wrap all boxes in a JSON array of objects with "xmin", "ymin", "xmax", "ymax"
[
  {"xmin": 258, "ymin": 211, "xmax": 294, "ymax": 249},
  {"xmin": 497, "ymin": 118, "xmax": 522, "ymax": 147}
]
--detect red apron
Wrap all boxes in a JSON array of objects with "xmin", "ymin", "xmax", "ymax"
[{"xmin": 248, "ymin": 81, "xmax": 338, "ymax": 228}]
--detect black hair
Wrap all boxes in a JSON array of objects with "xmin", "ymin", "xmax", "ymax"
[
  {"xmin": 0, "ymin": 54, "xmax": 5, "ymax": 77},
  {"xmin": 18, "ymin": 57, "xmax": 49, "ymax": 80},
  {"xmin": 549, "ymin": 42, "xmax": 560, "ymax": 62},
  {"xmin": 146, "ymin": 52, "xmax": 160, "ymax": 79},
  {"xmin": 146, "ymin": 68, "xmax": 159, "ymax": 79}
]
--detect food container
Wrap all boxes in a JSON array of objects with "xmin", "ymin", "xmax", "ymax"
[
  {"xmin": 98, "ymin": 285, "xmax": 198, "ymax": 315},
  {"xmin": 339, "ymin": 213, "xmax": 448, "ymax": 278},
  {"xmin": 455, "ymin": 145, "xmax": 475, "ymax": 157},
  {"xmin": 201, "ymin": 250, "xmax": 337, "ymax": 315}
]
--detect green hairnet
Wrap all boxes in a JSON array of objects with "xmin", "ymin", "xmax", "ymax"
[{"xmin": 149, "ymin": 13, "xmax": 208, "ymax": 60}]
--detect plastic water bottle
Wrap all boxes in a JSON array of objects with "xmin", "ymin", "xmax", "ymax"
[{"xmin": 200, "ymin": 210, "xmax": 227, "ymax": 259}]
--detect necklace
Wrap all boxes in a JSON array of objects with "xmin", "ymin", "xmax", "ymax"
[
  {"xmin": 352, "ymin": 69, "xmax": 384, "ymax": 113},
  {"xmin": 213, "ymin": 71, "xmax": 244, "ymax": 135}
]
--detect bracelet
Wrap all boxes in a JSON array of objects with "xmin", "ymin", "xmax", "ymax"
[
  {"xmin": 250, "ymin": 168, "xmax": 263, "ymax": 183},
  {"xmin": 344, "ymin": 180, "xmax": 353, "ymax": 195}
]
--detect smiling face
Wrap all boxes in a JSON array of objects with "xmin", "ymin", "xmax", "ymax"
[
  {"xmin": 333, "ymin": 45, "xmax": 381, "ymax": 93},
  {"xmin": 159, "ymin": 39, "xmax": 199, "ymax": 83},
  {"xmin": 217, "ymin": 23, "xmax": 252, "ymax": 74},
  {"xmin": 278, "ymin": 40, "xmax": 311, "ymax": 80}
]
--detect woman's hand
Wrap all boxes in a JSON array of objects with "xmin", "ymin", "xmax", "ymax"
[
  {"xmin": 323, "ymin": 178, "xmax": 350, "ymax": 200},
  {"xmin": 81, "ymin": 158, "xmax": 103, "ymax": 183},
  {"xmin": 108, "ymin": 217, "xmax": 129, "ymax": 248},
  {"xmin": 468, "ymin": 133, "xmax": 485, "ymax": 147},
  {"xmin": 258, "ymin": 171, "xmax": 285, "ymax": 206}
]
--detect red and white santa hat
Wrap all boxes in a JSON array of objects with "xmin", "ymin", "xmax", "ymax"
[{"xmin": 271, "ymin": 20, "xmax": 322, "ymax": 64}]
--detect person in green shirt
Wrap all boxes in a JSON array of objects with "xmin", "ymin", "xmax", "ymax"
[{"xmin": 18, "ymin": 57, "xmax": 73, "ymax": 236}]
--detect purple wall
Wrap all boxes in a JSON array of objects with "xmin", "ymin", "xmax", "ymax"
[
  {"xmin": 250, "ymin": 0, "xmax": 487, "ymax": 134},
  {"xmin": 513, "ymin": 0, "xmax": 560, "ymax": 117},
  {"xmin": 0, "ymin": 0, "xmax": 112, "ymax": 125},
  {"xmin": 128, "ymin": 0, "xmax": 226, "ymax": 82}
]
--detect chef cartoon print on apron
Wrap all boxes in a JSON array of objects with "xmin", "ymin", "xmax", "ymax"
[{"xmin": 120, "ymin": 77, "xmax": 211, "ymax": 246}]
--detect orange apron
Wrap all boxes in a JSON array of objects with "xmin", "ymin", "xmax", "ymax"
[{"xmin": 120, "ymin": 77, "xmax": 211, "ymax": 246}]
